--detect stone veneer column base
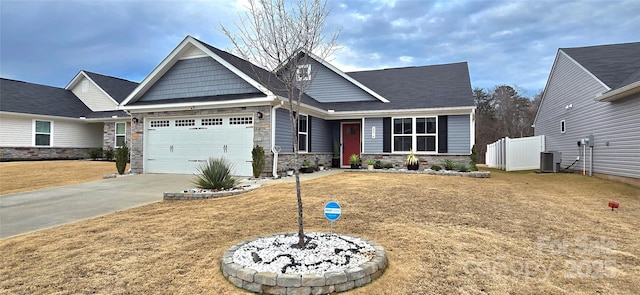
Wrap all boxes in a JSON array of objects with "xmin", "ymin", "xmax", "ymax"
[{"xmin": 221, "ymin": 233, "xmax": 388, "ymax": 295}]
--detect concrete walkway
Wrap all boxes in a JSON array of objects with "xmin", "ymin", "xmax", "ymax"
[{"xmin": 0, "ymin": 174, "xmax": 193, "ymax": 239}]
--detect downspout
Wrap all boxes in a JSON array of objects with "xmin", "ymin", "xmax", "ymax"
[{"xmin": 271, "ymin": 104, "xmax": 283, "ymax": 178}]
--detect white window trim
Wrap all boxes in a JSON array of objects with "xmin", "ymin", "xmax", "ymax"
[
  {"xmin": 561, "ymin": 120, "xmax": 566, "ymax": 134},
  {"xmin": 33, "ymin": 119, "xmax": 53, "ymax": 147},
  {"xmin": 298, "ymin": 114, "xmax": 308, "ymax": 153},
  {"xmin": 391, "ymin": 116, "xmax": 438, "ymax": 154},
  {"xmin": 296, "ymin": 64, "xmax": 311, "ymax": 81},
  {"xmin": 115, "ymin": 122, "xmax": 126, "ymax": 147}
]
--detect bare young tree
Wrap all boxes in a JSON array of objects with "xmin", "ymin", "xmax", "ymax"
[{"xmin": 221, "ymin": 0, "xmax": 338, "ymax": 248}]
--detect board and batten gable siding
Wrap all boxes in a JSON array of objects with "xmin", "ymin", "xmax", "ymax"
[
  {"xmin": 139, "ymin": 57, "xmax": 259, "ymax": 101},
  {"xmin": 447, "ymin": 115, "xmax": 471, "ymax": 154},
  {"xmin": 304, "ymin": 59, "xmax": 378, "ymax": 103},
  {"xmin": 535, "ymin": 51, "xmax": 640, "ymax": 179},
  {"xmin": 70, "ymin": 77, "xmax": 118, "ymax": 112},
  {"xmin": 363, "ymin": 117, "xmax": 384, "ymax": 153},
  {"xmin": 310, "ymin": 116, "xmax": 332, "ymax": 153},
  {"xmin": 275, "ymin": 108, "xmax": 293, "ymax": 152},
  {"xmin": 0, "ymin": 114, "xmax": 102, "ymax": 148}
]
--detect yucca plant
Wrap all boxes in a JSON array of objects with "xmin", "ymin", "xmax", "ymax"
[
  {"xmin": 193, "ymin": 157, "xmax": 239, "ymax": 190},
  {"xmin": 405, "ymin": 150, "xmax": 419, "ymax": 170}
]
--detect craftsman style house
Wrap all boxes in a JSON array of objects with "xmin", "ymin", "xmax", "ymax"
[{"xmin": 1, "ymin": 35, "xmax": 476, "ymax": 176}]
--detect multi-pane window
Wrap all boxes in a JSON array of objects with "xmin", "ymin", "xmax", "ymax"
[
  {"xmin": 296, "ymin": 64, "xmax": 311, "ymax": 81},
  {"xmin": 150, "ymin": 120, "xmax": 170, "ymax": 128},
  {"xmin": 229, "ymin": 117, "xmax": 253, "ymax": 125},
  {"xmin": 34, "ymin": 120, "xmax": 51, "ymax": 146},
  {"xmin": 393, "ymin": 118, "xmax": 412, "ymax": 152},
  {"xmin": 298, "ymin": 114, "xmax": 308, "ymax": 152},
  {"xmin": 175, "ymin": 119, "xmax": 195, "ymax": 127},
  {"xmin": 392, "ymin": 117, "xmax": 437, "ymax": 152},
  {"xmin": 202, "ymin": 118, "xmax": 223, "ymax": 126},
  {"xmin": 416, "ymin": 117, "xmax": 437, "ymax": 152},
  {"xmin": 115, "ymin": 122, "xmax": 126, "ymax": 147}
]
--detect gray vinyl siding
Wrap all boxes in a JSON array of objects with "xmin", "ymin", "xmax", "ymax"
[
  {"xmin": 275, "ymin": 108, "xmax": 293, "ymax": 152},
  {"xmin": 535, "ymin": 51, "xmax": 640, "ymax": 179},
  {"xmin": 310, "ymin": 117, "xmax": 332, "ymax": 152},
  {"xmin": 447, "ymin": 115, "xmax": 470, "ymax": 154},
  {"xmin": 305, "ymin": 59, "xmax": 377, "ymax": 103},
  {"xmin": 363, "ymin": 117, "xmax": 383, "ymax": 153},
  {"xmin": 139, "ymin": 57, "xmax": 258, "ymax": 101}
]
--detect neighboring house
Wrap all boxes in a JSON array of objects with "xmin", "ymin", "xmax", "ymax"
[
  {"xmin": 534, "ymin": 42, "xmax": 640, "ymax": 186},
  {"xmin": 121, "ymin": 35, "xmax": 475, "ymax": 176},
  {"xmin": 0, "ymin": 71, "xmax": 138, "ymax": 160}
]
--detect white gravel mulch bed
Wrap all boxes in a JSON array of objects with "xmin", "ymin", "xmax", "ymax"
[{"xmin": 233, "ymin": 232, "xmax": 376, "ymax": 275}]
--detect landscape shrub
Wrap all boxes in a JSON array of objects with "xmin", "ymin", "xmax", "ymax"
[
  {"xmin": 469, "ymin": 144, "xmax": 478, "ymax": 171},
  {"xmin": 115, "ymin": 145, "xmax": 129, "ymax": 175},
  {"xmin": 104, "ymin": 148, "xmax": 115, "ymax": 161},
  {"xmin": 383, "ymin": 162, "xmax": 394, "ymax": 169},
  {"xmin": 88, "ymin": 148, "xmax": 103, "ymax": 160},
  {"xmin": 457, "ymin": 163, "xmax": 469, "ymax": 172},
  {"xmin": 193, "ymin": 157, "xmax": 239, "ymax": 190},
  {"xmin": 251, "ymin": 145, "xmax": 265, "ymax": 178},
  {"xmin": 431, "ymin": 164, "xmax": 442, "ymax": 171},
  {"xmin": 444, "ymin": 159, "xmax": 455, "ymax": 170}
]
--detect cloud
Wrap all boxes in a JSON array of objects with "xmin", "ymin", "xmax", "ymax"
[{"xmin": 1, "ymin": 0, "xmax": 638, "ymax": 97}]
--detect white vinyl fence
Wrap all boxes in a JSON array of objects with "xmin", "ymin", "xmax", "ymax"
[{"xmin": 486, "ymin": 135, "xmax": 546, "ymax": 171}]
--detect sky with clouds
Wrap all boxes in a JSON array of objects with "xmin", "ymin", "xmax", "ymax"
[{"xmin": 1, "ymin": 0, "xmax": 638, "ymax": 97}]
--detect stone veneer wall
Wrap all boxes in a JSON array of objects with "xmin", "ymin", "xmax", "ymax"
[
  {"xmin": 129, "ymin": 106, "xmax": 272, "ymax": 174},
  {"xmin": 0, "ymin": 147, "xmax": 92, "ymax": 161},
  {"xmin": 102, "ymin": 121, "xmax": 132, "ymax": 149},
  {"xmin": 222, "ymin": 233, "xmax": 388, "ymax": 295},
  {"xmin": 360, "ymin": 154, "xmax": 471, "ymax": 169},
  {"xmin": 274, "ymin": 153, "xmax": 333, "ymax": 173}
]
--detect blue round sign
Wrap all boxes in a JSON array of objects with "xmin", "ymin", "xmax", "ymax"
[{"xmin": 324, "ymin": 201, "xmax": 342, "ymax": 221}]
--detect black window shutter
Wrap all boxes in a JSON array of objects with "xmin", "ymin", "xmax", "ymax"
[
  {"xmin": 438, "ymin": 116, "xmax": 448, "ymax": 153},
  {"xmin": 383, "ymin": 117, "xmax": 391, "ymax": 153},
  {"xmin": 307, "ymin": 116, "xmax": 312, "ymax": 152}
]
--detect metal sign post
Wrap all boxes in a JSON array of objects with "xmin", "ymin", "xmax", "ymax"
[{"xmin": 323, "ymin": 201, "xmax": 342, "ymax": 235}]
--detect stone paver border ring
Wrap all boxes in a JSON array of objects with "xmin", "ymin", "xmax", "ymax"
[{"xmin": 221, "ymin": 233, "xmax": 388, "ymax": 294}]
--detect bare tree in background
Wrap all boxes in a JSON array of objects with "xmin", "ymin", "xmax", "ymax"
[
  {"xmin": 474, "ymin": 86, "xmax": 542, "ymax": 163},
  {"xmin": 221, "ymin": 0, "xmax": 338, "ymax": 248}
]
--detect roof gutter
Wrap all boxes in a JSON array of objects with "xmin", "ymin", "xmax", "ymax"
[
  {"xmin": 295, "ymin": 105, "xmax": 476, "ymax": 120},
  {"xmin": 122, "ymin": 96, "xmax": 276, "ymax": 113},
  {"xmin": 595, "ymin": 80, "xmax": 640, "ymax": 102}
]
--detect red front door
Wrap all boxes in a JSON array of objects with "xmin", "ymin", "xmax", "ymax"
[{"xmin": 342, "ymin": 123, "xmax": 361, "ymax": 166}]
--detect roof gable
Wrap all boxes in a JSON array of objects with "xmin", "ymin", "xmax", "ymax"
[
  {"xmin": 122, "ymin": 36, "xmax": 275, "ymax": 107},
  {"xmin": 1, "ymin": 78, "xmax": 93, "ymax": 118},
  {"xmin": 83, "ymin": 71, "xmax": 138, "ymax": 103},
  {"xmin": 562, "ymin": 42, "xmax": 640, "ymax": 90}
]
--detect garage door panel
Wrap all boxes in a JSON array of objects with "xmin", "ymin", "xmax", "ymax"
[{"xmin": 145, "ymin": 116, "xmax": 253, "ymax": 176}]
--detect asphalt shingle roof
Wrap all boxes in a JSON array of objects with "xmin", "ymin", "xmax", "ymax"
[
  {"xmin": 83, "ymin": 71, "xmax": 138, "ymax": 103},
  {"xmin": 194, "ymin": 38, "xmax": 473, "ymax": 112},
  {"xmin": 0, "ymin": 78, "xmax": 93, "ymax": 118},
  {"xmin": 562, "ymin": 42, "xmax": 640, "ymax": 89}
]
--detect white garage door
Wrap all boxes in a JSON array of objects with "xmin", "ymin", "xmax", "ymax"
[{"xmin": 145, "ymin": 115, "xmax": 254, "ymax": 176}]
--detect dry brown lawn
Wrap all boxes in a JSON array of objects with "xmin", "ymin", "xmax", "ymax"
[
  {"xmin": 0, "ymin": 160, "xmax": 126, "ymax": 195},
  {"xmin": 1, "ymin": 165, "xmax": 639, "ymax": 294}
]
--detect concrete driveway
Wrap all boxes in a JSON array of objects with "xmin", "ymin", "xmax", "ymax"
[{"xmin": 0, "ymin": 174, "xmax": 193, "ymax": 239}]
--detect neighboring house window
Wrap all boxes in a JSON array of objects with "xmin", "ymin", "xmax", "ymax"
[
  {"xmin": 393, "ymin": 117, "xmax": 437, "ymax": 152},
  {"xmin": 34, "ymin": 120, "xmax": 52, "ymax": 146},
  {"xmin": 298, "ymin": 114, "xmax": 308, "ymax": 152},
  {"xmin": 115, "ymin": 122, "xmax": 126, "ymax": 147},
  {"xmin": 296, "ymin": 64, "xmax": 311, "ymax": 81},
  {"xmin": 561, "ymin": 120, "xmax": 566, "ymax": 134},
  {"xmin": 82, "ymin": 80, "xmax": 89, "ymax": 93}
]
